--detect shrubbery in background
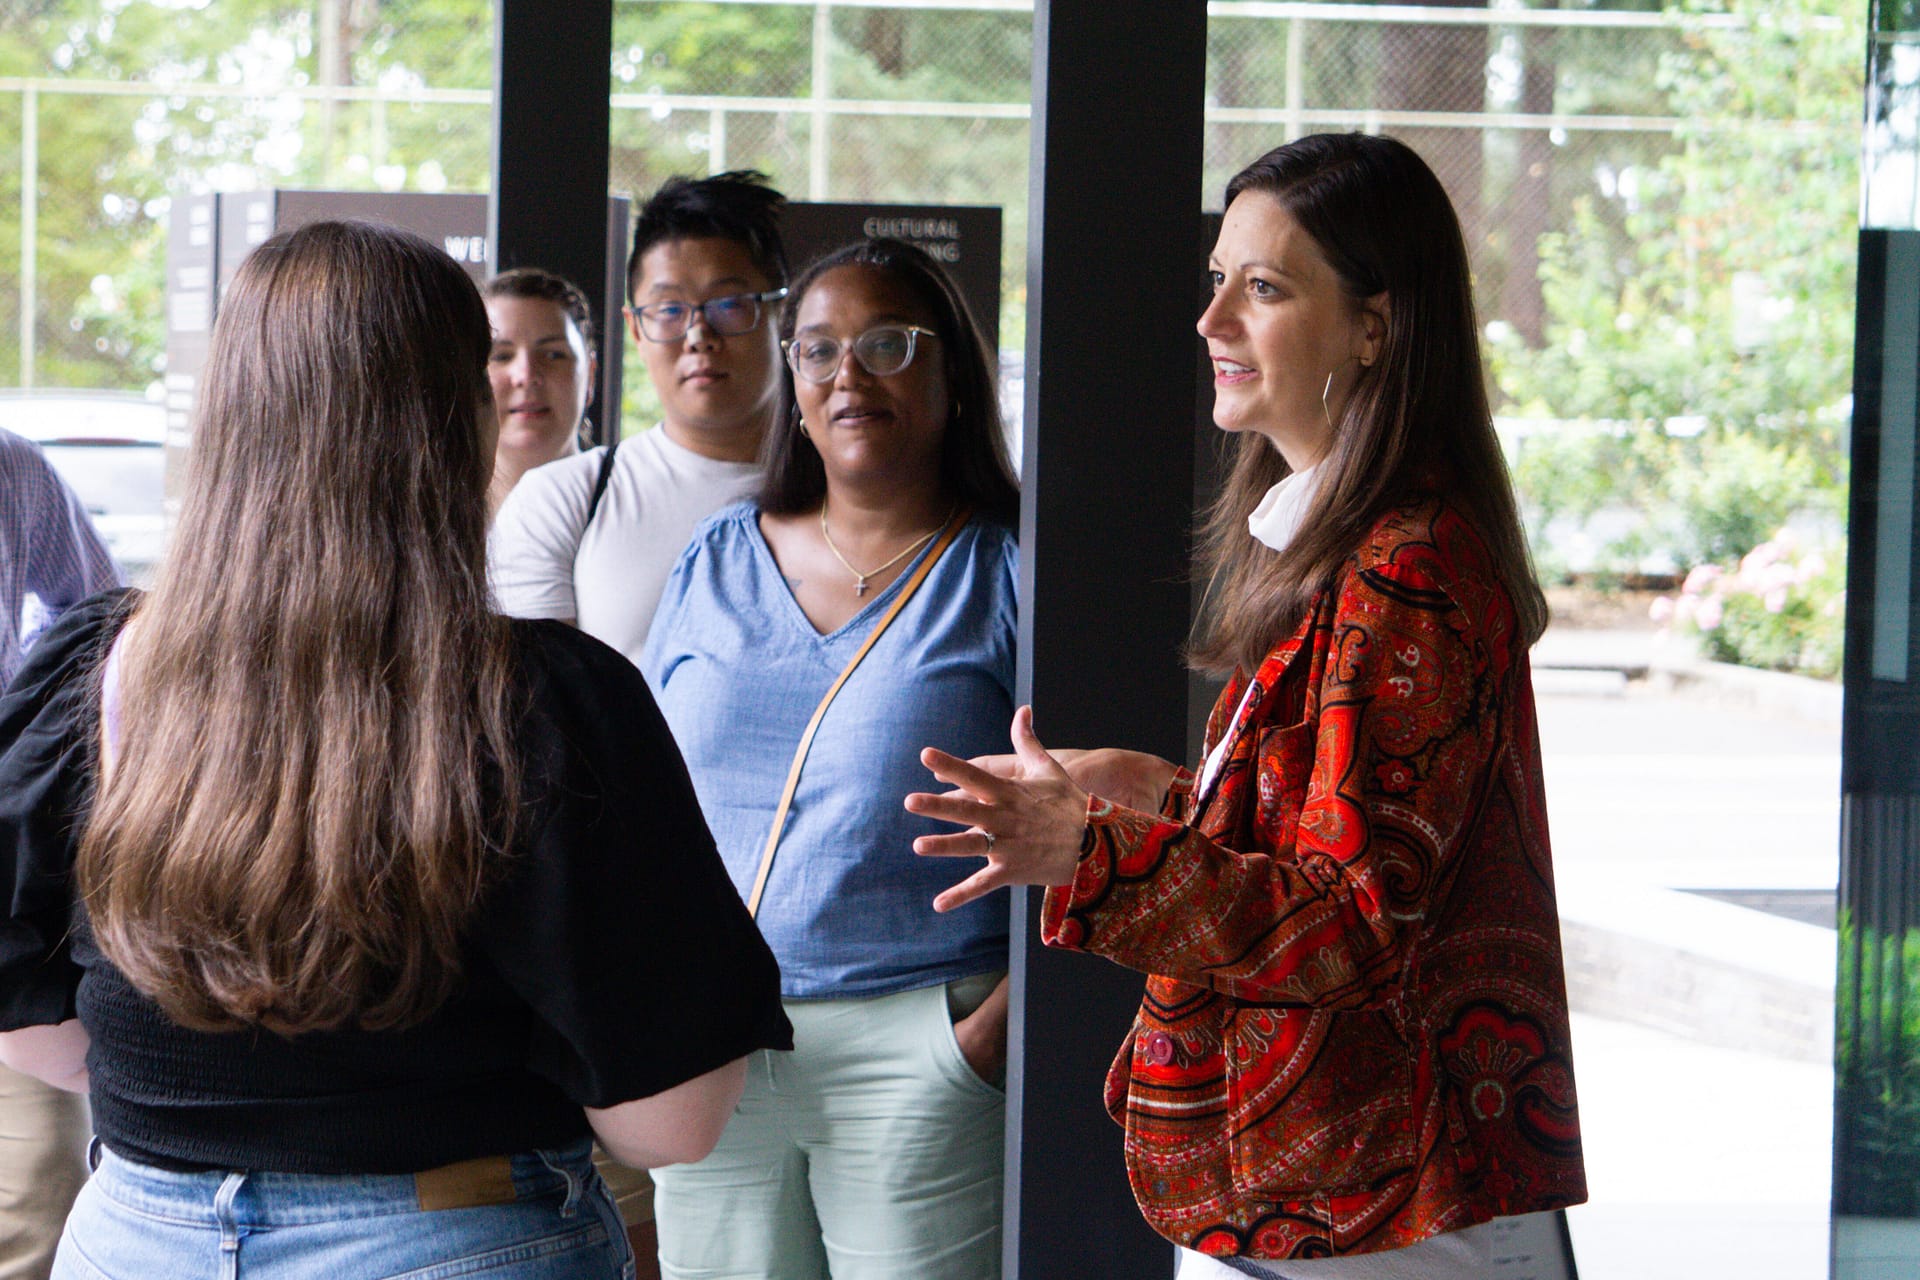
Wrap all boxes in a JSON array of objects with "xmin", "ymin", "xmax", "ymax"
[
  {"xmin": 1505, "ymin": 419, "xmax": 1839, "ymax": 581},
  {"xmin": 1835, "ymin": 913, "xmax": 1920, "ymax": 1216},
  {"xmin": 1652, "ymin": 530, "xmax": 1845, "ymax": 679},
  {"xmin": 1489, "ymin": 0, "xmax": 1857, "ymax": 678},
  {"xmin": 0, "ymin": 1, "xmax": 1865, "ymax": 684},
  {"xmin": 1489, "ymin": 0, "xmax": 1858, "ymax": 442}
]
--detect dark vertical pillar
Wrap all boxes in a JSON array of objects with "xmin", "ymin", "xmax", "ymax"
[
  {"xmin": 1009, "ymin": 2, "xmax": 1206, "ymax": 1277},
  {"xmin": 1190, "ymin": 213, "xmax": 1228, "ymax": 764},
  {"xmin": 490, "ymin": 0, "xmax": 621, "ymax": 442},
  {"xmin": 1834, "ymin": 228, "xmax": 1920, "ymax": 1271}
]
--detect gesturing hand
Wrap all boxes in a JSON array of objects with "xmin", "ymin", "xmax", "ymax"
[{"xmin": 906, "ymin": 706, "xmax": 1089, "ymax": 913}]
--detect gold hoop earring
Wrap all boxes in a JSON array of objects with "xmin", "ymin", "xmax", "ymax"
[{"xmin": 1323, "ymin": 356, "xmax": 1363, "ymax": 432}]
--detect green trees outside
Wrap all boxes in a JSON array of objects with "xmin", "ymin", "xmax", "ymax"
[
  {"xmin": 1836, "ymin": 912, "xmax": 1920, "ymax": 1216},
  {"xmin": 1, "ymin": 2, "xmax": 1864, "ymax": 390},
  {"xmin": 2, "ymin": 0, "xmax": 1038, "ymax": 398},
  {"xmin": 0, "ymin": 0, "xmax": 495, "ymax": 389},
  {"xmin": 1491, "ymin": 0, "xmax": 1860, "ymax": 608},
  {"xmin": 0, "ymin": 2, "xmax": 1870, "ymax": 679},
  {"xmin": 601, "ymin": 2, "xmax": 1030, "ymax": 427}
]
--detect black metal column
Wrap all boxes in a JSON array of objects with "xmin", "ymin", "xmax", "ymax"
[
  {"xmin": 1833, "ymin": 228, "xmax": 1920, "ymax": 1268},
  {"xmin": 1009, "ymin": 2, "xmax": 1206, "ymax": 1277},
  {"xmin": 490, "ymin": 0, "xmax": 621, "ymax": 440}
]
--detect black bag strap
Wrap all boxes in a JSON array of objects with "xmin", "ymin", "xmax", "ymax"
[{"xmin": 585, "ymin": 438, "xmax": 621, "ymax": 526}]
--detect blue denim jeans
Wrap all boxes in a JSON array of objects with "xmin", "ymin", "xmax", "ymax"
[{"xmin": 52, "ymin": 1139, "xmax": 635, "ymax": 1280}]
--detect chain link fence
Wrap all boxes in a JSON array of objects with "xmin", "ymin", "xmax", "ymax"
[{"xmin": 0, "ymin": 0, "xmax": 1859, "ymax": 482}]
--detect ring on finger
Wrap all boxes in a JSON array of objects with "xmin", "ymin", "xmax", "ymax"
[{"xmin": 973, "ymin": 827, "xmax": 996, "ymax": 854}]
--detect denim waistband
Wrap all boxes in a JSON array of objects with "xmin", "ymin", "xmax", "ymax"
[{"xmin": 86, "ymin": 1139, "xmax": 597, "ymax": 1227}]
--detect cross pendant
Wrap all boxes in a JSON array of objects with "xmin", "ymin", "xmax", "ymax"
[{"xmin": 855, "ymin": 580, "xmax": 868, "ymax": 596}]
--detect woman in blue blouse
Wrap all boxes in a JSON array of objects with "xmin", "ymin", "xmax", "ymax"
[{"xmin": 641, "ymin": 238, "xmax": 1019, "ymax": 1280}]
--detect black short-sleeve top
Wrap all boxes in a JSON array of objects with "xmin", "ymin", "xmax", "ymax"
[{"xmin": 0, "ymin": 591, "xmax": 792, "ymax": 1174}]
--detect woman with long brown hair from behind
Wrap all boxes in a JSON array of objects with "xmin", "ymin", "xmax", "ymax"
[{"xmin": 0, "ymin": 219, "xmax": 789, "ymax": 1279}]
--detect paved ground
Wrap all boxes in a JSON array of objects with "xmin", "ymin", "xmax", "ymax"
[
  {"xmin": 1562, "ymin": 1014, "xmax": 1832, "ymax": 1280},
  {"xmin": 1537, "ymin": 673, "xmax": 1840, "ymax": 893},
  {"xmin": 1533, "ymin": 650, "xmax": 1839, "ymax": 1280}
]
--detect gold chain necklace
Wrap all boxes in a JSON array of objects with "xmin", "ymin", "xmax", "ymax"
[{"xmin": 819, "ymin": 497, "xmax": 955, "ymax": 596}]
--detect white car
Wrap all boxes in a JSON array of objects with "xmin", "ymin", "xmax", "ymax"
[{"xmin": 0, "ymin": 390, "xmax": 168, "ymax": 584}]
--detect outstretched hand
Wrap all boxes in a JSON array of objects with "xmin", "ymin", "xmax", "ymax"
[{"xmin": 906, "ymin": 706, "xmax": 1089, "ymax": 913}]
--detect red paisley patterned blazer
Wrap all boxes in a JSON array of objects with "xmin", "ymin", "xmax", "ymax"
[{"xmin": 1041, "ymin": 497, "xmax": 1586, "ymax": 1261}]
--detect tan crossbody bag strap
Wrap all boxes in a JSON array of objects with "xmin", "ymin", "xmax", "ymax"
[{"xmin": 745, "ymin": 508, "xmax": 972, "ymax": 919}]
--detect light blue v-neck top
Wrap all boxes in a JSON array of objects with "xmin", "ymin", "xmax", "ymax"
[{"xmin": 640, "ymin": 501, "xmax": 1016, "ymax": 998}]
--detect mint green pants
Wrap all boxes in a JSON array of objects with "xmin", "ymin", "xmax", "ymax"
[{"xmin": 653, "ymin": 981, "xmax": 1004, "ymax": 1280}]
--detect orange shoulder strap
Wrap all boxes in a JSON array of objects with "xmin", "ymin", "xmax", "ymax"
[{"xmin": 744, "ymin": 508, "xmax": 972, "ymax": 919}]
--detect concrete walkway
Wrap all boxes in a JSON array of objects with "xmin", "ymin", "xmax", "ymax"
[{"xmin": 1532, "ymin": 625, "xmax": 1838, "ymax": 1280}]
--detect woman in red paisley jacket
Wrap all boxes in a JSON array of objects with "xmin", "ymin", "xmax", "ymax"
[{"xmin": 906, "ymin": 132, "xmax": 1587, "ymax": 1275}]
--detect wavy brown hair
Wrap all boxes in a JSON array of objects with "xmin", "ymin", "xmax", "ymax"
[
  {"xmin": 78, "ymin": 221, "xmax": 520, "ymax": 1035},
  {"xmin": 1189, "ymin": 134, "xmax": 1547, "ymax": 675}
]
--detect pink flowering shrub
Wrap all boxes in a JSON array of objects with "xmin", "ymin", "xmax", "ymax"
[{"xmin": 1652, "ymin": 530, "xmax": 1845, "ymax": 679}]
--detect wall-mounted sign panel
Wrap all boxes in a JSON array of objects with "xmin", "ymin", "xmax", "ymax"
[{"xmin": 780, "ymin": 202, "xmax": 1003, "ymax": 353}]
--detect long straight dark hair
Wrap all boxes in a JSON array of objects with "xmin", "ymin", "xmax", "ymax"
[
  {"xmin": 79, "ymin": 221, "xmax": 521, "ymax": 1035},
  {"xmin": 1189, "ymin": 134, "xmax": 1547, "ymax": 675},
  {"xmin": 759, "ymin": 238, "xmax": 1018, "ymax": 524}
]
